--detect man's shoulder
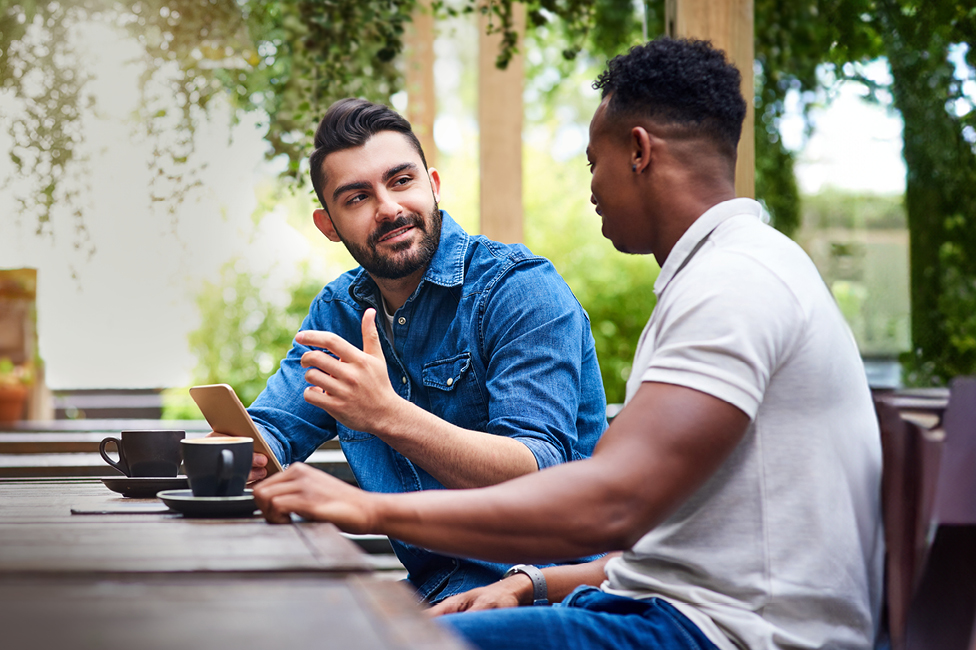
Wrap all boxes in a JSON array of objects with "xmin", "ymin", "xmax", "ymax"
[
  {"xmin": 435, "ymin": 212, "xmax": 575, "ymax": 303},
  {"xmin": 684, "ymin": 216, "xmax": 824, "ymax": 302},
  {"xmin": 463, "ymin": 238, "xmax": 578, "ymax": 307},
  {"xmin": 466, "ymin": 233, "xmax": 534, "ymax": 265}
]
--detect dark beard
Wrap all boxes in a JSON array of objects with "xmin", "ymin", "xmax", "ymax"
[{"xmin": 337, "ymin": 204, "xmax": 442, "ymax": 280}]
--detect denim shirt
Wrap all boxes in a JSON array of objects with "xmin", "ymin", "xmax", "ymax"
[{"xmin": 248, "ymin": 211, "xmax": 607, "ymax": 601}]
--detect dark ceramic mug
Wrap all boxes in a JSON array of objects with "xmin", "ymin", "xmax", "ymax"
[
  {"xmin": 181, "ymin": 437, "xmax": 253, "ymax": 497},
  {"xmin": 98, "ymin": 430, "xmax": 185, "ymax": 477}
]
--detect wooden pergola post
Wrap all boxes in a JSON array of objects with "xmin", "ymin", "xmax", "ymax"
[
  {"xmin": 666, "ymin": 0, "xmax": 755, "ymax": 199},
  {"xmin": 405, "ymin": 0, "xmax": 437, "ymax": 169},
  {"xmin": 472, "ymin": 1, "xmax": 755, "ymax": 242},
  {"xmin": 477, "ymin": 5, "xmax": 525, "ymax": 244}
]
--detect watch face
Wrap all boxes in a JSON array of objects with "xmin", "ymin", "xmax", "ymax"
[
  {"xmin": 503, "ymin": 564, "xmax": 527, "ymax": 579},
  {"xmin": 502, "ymin": 565, "xmax": 548, "ymax": 605}
]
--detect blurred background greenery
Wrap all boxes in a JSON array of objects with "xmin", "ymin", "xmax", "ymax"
[{"xmin": 3, "ymin": 0, "xmax": 973, "ymax": 419}]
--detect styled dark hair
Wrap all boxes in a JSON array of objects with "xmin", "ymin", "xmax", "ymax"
[
  {"xmin": 309, "ymin": 98, "xmax": 428, "ymax": 209},
  {"xmin": 593, "ymin": 38, "xmax": 746, "ymax": 155}
]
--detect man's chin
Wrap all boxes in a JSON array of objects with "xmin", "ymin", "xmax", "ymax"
[
  {"xmin": 368, "ymin": 251, "xmax": 427, "ymax": 280},
  {"xmin": 605, "ymin": 231, "xmax": 638, "ymax": 256}
]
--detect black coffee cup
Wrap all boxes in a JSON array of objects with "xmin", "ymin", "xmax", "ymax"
[
  {"xmin": 98, "ymin": 430, "xmax": 184, "ymax": 477},
  {"xmin": 181, "ymin": 437, "xmax": 253, "ymax": 497}
]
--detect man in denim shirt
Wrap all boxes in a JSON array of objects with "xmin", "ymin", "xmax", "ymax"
[{"xmin": 245, "ymin": 98, "xmax": 607, "ymax": 602}]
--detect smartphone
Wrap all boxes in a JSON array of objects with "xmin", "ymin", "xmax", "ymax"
[{"xmin": 189, "ymin": 383, "xmax": 284, "ymax": 476}]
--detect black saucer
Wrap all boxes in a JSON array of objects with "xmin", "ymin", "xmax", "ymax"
[
  {"xmin": 156, "ymin": 489, "xmax": 258, "ymax": 518},
  {"xmin": 101, "ymin": 476, "xmax": 189, "ymax": 499}
]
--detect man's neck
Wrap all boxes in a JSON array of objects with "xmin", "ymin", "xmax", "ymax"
[
  {"xmin": 645, "ymin": 136, "xmax": 738, "ymax": 267},
  {"xmin": 652, "ymin": 182, "xmax": 736, "ymax": 268},
  {"xmin": 372, "ymin": 266, "xmax": 427, "ymax": 313}
]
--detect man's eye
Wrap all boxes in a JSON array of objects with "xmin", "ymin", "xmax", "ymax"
[
  {"xmin": 347, "ymin": 193, "xmax": 367, "ymax": 205},
  {"xmin": 393, "ymin": 176, "xmax": 411, "ymax": 186}
]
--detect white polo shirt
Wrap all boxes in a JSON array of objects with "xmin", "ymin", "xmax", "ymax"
[{"xmin": 602, "ymin": 199, "xmax": 884, "ymax": 650}]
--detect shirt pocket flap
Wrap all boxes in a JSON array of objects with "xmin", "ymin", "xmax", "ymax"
[{"xmin": 422, "ymin": 352, "xmax": 472, "ymax": 392}]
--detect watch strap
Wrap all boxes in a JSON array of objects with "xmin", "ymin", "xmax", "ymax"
[{"xmin": 503, "ymin": 564, "xmax": 548, "ymax": 606}]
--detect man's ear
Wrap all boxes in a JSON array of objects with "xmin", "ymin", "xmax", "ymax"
[
  {"xmin": 630, "ymin": 126, "xmax": 652, "ymax": 174},
  {"xmin": 427, "ymin": 167, "xmax": 441, "ymax": 203},
  {"xmin": 313, "ymin": 208, "xmax": 342, "ymax": 242}
]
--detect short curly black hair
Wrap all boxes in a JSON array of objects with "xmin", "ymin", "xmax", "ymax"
[{"xmin": 593, "ymin": 38, "xmax": 746, "ymax": 154}]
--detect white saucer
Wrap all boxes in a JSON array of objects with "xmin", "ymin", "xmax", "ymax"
[{"xmin": 156, "ymin": 489, "xmax": 258, "ymax": 518}]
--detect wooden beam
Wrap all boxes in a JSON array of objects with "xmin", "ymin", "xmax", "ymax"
[
  {"xmin": 666, "ymin": 0, "xmax": 755, "ymax": 199},
  {"xmin": 477, "ymin": 5, "xmax": 525, "ymax": 243},
  {"xmin": 404, "ymin": 0, "xmax": 437, "ymax": 169}
]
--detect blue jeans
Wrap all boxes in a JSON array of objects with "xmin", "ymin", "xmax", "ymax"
[{"xmin": 440, "ymin": 586, "xmax": 720, "ymax": 650}]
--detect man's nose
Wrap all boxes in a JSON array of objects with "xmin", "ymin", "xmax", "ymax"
[{"xmin": 375, "ymin": 188, "xmax": 402, "ymax": 221}]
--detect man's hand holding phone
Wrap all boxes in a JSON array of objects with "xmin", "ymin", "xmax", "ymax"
[
  {"xmin": 190, "ymin": 384, "xmax": 285, "ymax": 482},
  {"xmin": 204, "ymin": 431, "xmax": 270, "ymax": 483}
]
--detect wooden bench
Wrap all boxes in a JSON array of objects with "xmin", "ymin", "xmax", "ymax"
[
  {"xmin": 0, "ymin": 419, "xmax": 354, "ymax": 482},
  {"xmin": 875, "ymin": 378, "xmax": 976, "ymax": 650}
]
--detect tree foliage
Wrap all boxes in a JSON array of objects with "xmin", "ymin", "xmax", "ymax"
[
  {"xmin": 755, "ymin": 1, "xmax": 975, "ymax": 384},
  {"xmin": 4, "ymin": 0, "xmax": 976, "ymax": 385},
  {"xmin": 753, "ymin": 1, "xmax": 976, "ymax": 384},
  {"xmin": 0, "ymin": 0, "xmax": 416, "ymax": 231},
  {"xmin": 0, "ymin": 0, "xmax": 635, "ymax": 231}
]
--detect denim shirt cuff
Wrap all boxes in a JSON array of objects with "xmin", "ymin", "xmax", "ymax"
[
  {"xmin": 513, "ymin": 436, "xmax": 564, "ymax": 470},
  {"xmin": 253, "ymin": 422, "xmax": 286, "ymax": 467}
]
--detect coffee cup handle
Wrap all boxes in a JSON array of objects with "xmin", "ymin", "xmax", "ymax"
[
  {"xmin": 99, "ymin": 437, "xmax": 130, "ymax": 476},
  {"xmin": 216, "ymin": 448, "xmax": 234, "ymax": 496}
]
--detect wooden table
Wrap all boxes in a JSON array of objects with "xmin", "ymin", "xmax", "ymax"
[{"xmin": 0, "ymin": 478, "xmax": 470, "ymax": 650}]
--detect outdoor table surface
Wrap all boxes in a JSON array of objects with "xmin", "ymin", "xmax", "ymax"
[
  {"xmin": 0, "ymin": 478, "xmax": 470, "ymax": 649},
  {"xmin": 0, "ymin": 478, "xmax": 370, "ymax": 573},
  {"xmin": 0, "ymin": 573, "xmax": 468, "ymax": 650}
]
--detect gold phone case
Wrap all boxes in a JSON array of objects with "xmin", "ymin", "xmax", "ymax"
[{"xmin": 189, "ymin": 383, "xmax": 284, "ymax": 476}]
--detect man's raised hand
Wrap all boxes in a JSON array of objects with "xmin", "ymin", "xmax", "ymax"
[{"xmin": 295, "ymin": 308, "xmax": 403, "ymax": 434}]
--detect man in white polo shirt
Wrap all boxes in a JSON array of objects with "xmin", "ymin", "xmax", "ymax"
[{"xmin": 254, "ymin": 37, "xmax": 884, "ymax": 650}]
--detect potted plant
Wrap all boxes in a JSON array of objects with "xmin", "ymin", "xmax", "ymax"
[{"xmin": 0, "ymin": 357, "xmax": 33, "ymax": 422}]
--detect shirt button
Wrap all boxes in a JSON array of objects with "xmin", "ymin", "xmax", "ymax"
[
  {"xmin": 401, "ymin": 376, "xmax": 408, "ymax": 384},
  {"xmin": 398, "ymin": 316, "xmax": 406, "ymax": 325},
  {"xmin": 446, "ymin": 377, "xmax": 454, "ymax": 387}
]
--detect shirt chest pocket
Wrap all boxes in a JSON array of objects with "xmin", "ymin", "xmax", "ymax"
[{"xmin": 422, "ymin": 352, "xmax": 488, "ymax": 430}]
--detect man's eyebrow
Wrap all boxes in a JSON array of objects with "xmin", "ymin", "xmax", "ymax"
[
  {"xmin": 383, "ymin": 162, "xmax": 419, "ymax": 182},
  {"xmin": 332, "ymin": 180, "xmax": 370, "ymax": 203},
  {"xmin": 330, "ymin": 163, "xmax": 420, "ymax": 203}
]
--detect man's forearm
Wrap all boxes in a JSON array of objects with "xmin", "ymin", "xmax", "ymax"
[
  {"xmin": 366, "ymin": 455, "xmax": 642, "ymax": 561},
  {"xmin": 256, "ymin": 383, "xmax": 751, "ymax": 566},
  {"xmin": 372, "ymin": 399, "xmax": 539, "ymax": 489},
  {"xmin": 364, "ymin": 384, "xmax": 750, "ymax": 562},
  {"xmin": 491, "ymin": 553, "xmax": 619, "ymax": 609},
  {"xmin": 539, "ymin": 554, "xmax": 619, "ymax": 603}
]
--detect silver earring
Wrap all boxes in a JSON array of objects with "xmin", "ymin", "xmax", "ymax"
[{"xmin": 632, "ymin": 164, "xmax": 637, "ymax": 173}]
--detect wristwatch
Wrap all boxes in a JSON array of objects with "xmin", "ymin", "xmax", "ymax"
[{"xmin": 502, "ymin": 564, "xmax": 548, "ymax": 605}]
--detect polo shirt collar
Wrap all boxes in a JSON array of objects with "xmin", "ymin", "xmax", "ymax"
[
  {"xmin": 349, "ymin": 210, "xmax": 469, "ymax": 303},
  {"xmin": 654, "ymin": 198, "xmax": 762, "ymax": 295}
]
